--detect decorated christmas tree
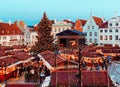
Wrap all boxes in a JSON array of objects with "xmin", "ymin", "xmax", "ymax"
[{"xmin": 31, "ymin": 12, "xmax": 58, "ymax": 53}]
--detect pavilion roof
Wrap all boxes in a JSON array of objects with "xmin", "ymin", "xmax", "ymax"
[{"xmin": 56, "ymin": 30, "xmax": 86, "ymax": 36}]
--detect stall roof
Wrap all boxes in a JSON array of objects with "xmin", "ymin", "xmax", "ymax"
[{"xmin": 56, "ymin": 30, "xmax": 86, "ymax": 36}]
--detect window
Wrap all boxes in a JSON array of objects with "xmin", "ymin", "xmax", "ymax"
[
  {"xmin": 3, "ymin": 41, "xmax": 6, "ymax": 45},
  {"xmin": 89, "ymin": 38, "xmax": 92, "ymax": 43},
  {"xmin": 85, "ymin": 38, "xmax": 87, "ymax": 43},
  {"xmin": 115, "ymin": 35, "xmax": 119, "ymax": 40},
  {"xmin": 109, "ymin": 23, "xmax": 112, "ymax": 26},
  {"xmin": 100, "ymin": 30, "xmax": 103, "ymax": 32},
  {"xmin": 92, "ymin": 26, "xmax": 94, "ymax": 29},
  {"xmin": 3, "ymin": 36, "xmax": 6, "ymax": 40},
  {"xmin": 100, "ymin": 43, "xmax": 103, "ymax": 45},
  {"xmin": 109, "ymin": 35, "xmax": 112, "ymax": 40},
  {"xmin": 59, "ymin": 28, "xmax": 61, "ymax": 32},
  {"xmin": 115, "ymin": 29, "xmax": 118, "ymax": 32},
  {"xmin": 109, "ymin": 30, "xmax": 112, "ymax": 32},
  {"xmin": 90, "ymin": 19, "xmax": 92, "ymax": 23},
  {"xmin": 100, "ymin": 35, "xmax": 103, "ymax": 40},
  {"xmin": 104, "ymin": 30, "xmax": 107, "ymax": 32},
  {"xmin": 32, "ymin": 36, "xmax": 34, "ymax": 39},
  {"xmin": 89, "ymin": 32, "xmax": 92, "ymax": 36},
  {"xmin": 116, "ymin": 23, "xmax": 119, "ymax": 26},
  {"xmin": 94, "ymin": 32, "xmax": 97, "ymax": 36},
  {"xmin": 94, "ymin": 39, "xmax": 97, "ymax": 43},
  {"xmin": 104, "ymin": 35, "xmax": 108, "ymax": 40},
  {"xmin": 54, "ymin": 28, "xmax": 57, "ymax": 32},
  {"xmin": 85, "ymin": 32, "xmax": 87, "ymax": 36},
  {"xmin": 88, "ymin": 26, "xmax": 90, "ymax": 29},
  {"xmin": 63, "ymin": 28, "xmax": 65, "ymax": 31}
]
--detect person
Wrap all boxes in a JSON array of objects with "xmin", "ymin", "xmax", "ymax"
[
  {"xmin": 96, "ymin": 64, "xmax": 100, "ymax": 70},
  {"xmin": 39, "ymin": 65, "xmax": 46, "ymax": 84}
]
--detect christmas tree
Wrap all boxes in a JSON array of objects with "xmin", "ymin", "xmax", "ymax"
[{"xmin": 31, "ymin": 12, "xmax": 58, "ymax": 53}]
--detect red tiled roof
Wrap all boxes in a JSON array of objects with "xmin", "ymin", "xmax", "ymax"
[
  {"xmin": 79, "ymin": 19, "xmax": 87, "ymax": 26},
  {"xmin": 50, "ymin": 70, "xmax": 113, "ymax": 87},
  {"xmin": 99, "ymin": 21, "xmax": 108, "ymax": 28},
  {"xmin": 14, "ymin": 51, "xmax": 31, "ymax": 61},
  {"xmin": 34, "ymin": 26, "xmax": 38, "ymax": 31},
  {"xmin": 7, "ymin": 84, "xmax": 36, "ymax": 87},
  {"xmin": 0, "ymin": 22, "xmax": 23, "ymax": 35},
  {"xmin": 93, "ymin": 16, "xmax": 103, "ymax": 27},
  {"xmin": 40, "ymin": 50, "xmax": 66, "ymax": 66},
  {"xmin": 63, "ymin": 20, "xmax": 75, "ymax": 28},
  {"xmin": 63, "ymin": 20, "xmax": 75, "ymax": 25},
  {"xmin": 19, "ymin": 21, "xmax": 25, "ymax": 29},
  {"xmin": 0, "ymin": 57, "xmax": 20, "ymax": 66}
]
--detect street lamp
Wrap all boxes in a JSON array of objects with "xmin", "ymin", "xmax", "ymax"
[
  {"xmin": 76, "ymin": 47, "xmax": 82, "ymax": 87},
  {"xmin": 3, "ymin": 63, "xmax": 7, "ymax": 87},
  {"xmin": 54, "ymin": 44, "xmax": 59, "ymax": 87}
]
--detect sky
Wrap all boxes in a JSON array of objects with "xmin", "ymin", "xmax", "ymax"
[{"xmin": 0, "ymin": 0, "xmax": 120, "ymax": 25}]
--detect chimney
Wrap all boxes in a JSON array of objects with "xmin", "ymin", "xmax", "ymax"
[
  {"xmin": 8, "ymin": 20, "xmax": 12, "ymax": 25},
  {"xmin": 68, "ymin": 19, "xmax": 71, "ymax": 21},
  {"xmin": 114, "ymin": 11, "xmax": 118, "ymax": 18},
  {"xmin": 0, "ymin": 20, "xmax": 2, "ymax": 22},
  {"xmin": 54, "ymin": 19, "xmax": 57, "ymax": 23},
  {"xmin": 102, "ymin": 15, "xmax": 106, "ymax": 23}
]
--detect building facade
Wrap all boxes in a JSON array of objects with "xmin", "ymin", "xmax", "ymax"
[
  {"xmin": 29, "ymin": 26, "xmax": 38, "ymax": 46},
  {"xmin": 52, "ymin": 19, "xmax": 73, "ymax": 43},
  {"xmin": 0, "ymin": 22, "xmax": 24, "ymax": 46},
  {"xmin": 83, "ymin": 16, "xmax": 103, "ymax": 45},
  {"xmin": 15, "ymin": 21, "xmax": 31, "ymax": 45},
  {"xmin": 74, "ymin": 19, "xmax": 86, "ymax": 32},
  {"xmin": 99, "ymin": 16, "xmax": 120, "ymax": 46}
]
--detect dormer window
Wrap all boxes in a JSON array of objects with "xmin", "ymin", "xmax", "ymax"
[
  {"xmin": 109, "ymin": 23, "xmax": 112, "ymax": 26},
  {"xmin": 2, "ymin": 31, "xmax": 4, "ymax": 34},
  {"xmin": 92, "ymin": 26, "xmax": 94, "ymax": 29}
]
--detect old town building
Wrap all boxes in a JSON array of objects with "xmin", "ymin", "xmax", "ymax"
[
  {"xmin": 83, "ymin": 16, "xmax": 103, "ymax": 45},
  {"xmin": 52, "ymin": 19, "xmax": 73, "ymax": 43},
  {"xmin": 0, "ymin": 22, "xmax": 24, "ymax": 46},
  {"xmin": 99, "ymin": 16, "xmax": 120, "ymax": 46},
  {"xmin": 15, "ymin": 21, "xmax": 31, "ymax": 45},
  {"xmin": 74, "ymin": 19, "xmax": 87, "ymax": 32}
]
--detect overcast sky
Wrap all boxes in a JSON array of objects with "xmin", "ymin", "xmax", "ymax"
[{"xmin": 0, "ymin": 0, "xmax": 120, "ymax": 25}]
